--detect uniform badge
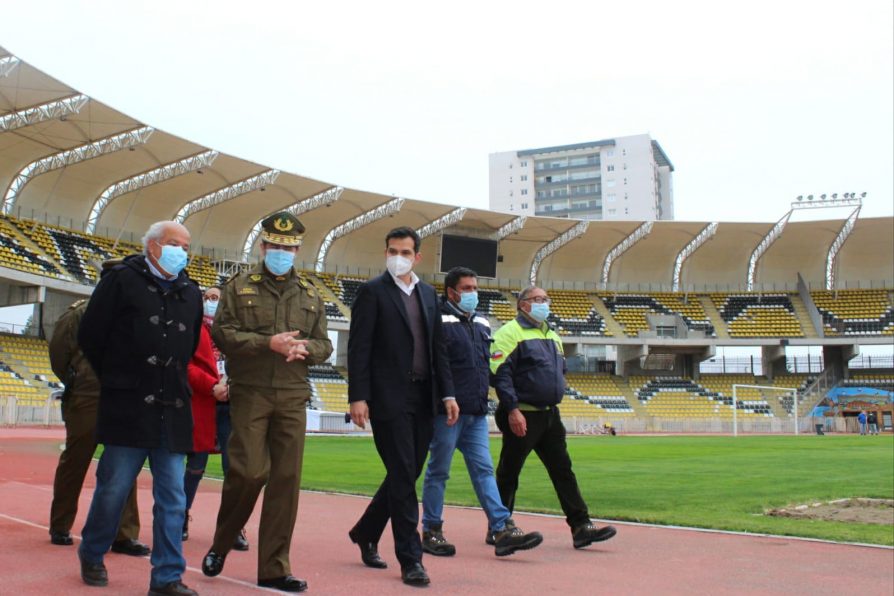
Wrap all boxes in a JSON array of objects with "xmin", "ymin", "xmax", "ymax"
[
  {"xmin": 491, "ymin": 351, "xmax": 504, "ymax": 360},
  {"xmin": 297, "ymin": 277, "xmax": 309, "ymax": 288},
  {"xmin": 249, "ymin": 274, "xmax": 263, "ymax": 282},
  {"xmin": 238, "ymin": 287, "xmax": 259, "ymax": 296},
  {"xmin": 307, "ymin": 289, "xmax": 316, "ymax": 298},
  {"xmin": 273, "ymin": 217, "xmax": 294, "ymax": 232}
]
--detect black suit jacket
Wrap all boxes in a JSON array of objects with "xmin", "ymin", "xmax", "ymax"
[{"xmin": 347, "ymin": 272, "xmax": 454, "ymax": 421}]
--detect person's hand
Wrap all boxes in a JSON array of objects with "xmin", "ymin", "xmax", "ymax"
[
  {"xmin": 508, "ymin": 408, "xmax": 527, "ymax": 437},
  {"xmin": 350, "ymin": 400, "xmax": 369, "ymax": 429},
  {"xmin": 212, "ymin": 383, "xmax": 228, "ymax": 402},
  {"xmin": 269, "ymin": 330, "xmax": 302, "ymax": 357},
  {"xmin": 445, "ymin": 399, "xmax": 460, "ymax": 426},
  {"xmin": 285, "ymin": 339, "xmax": 310, "ymax": 362}
]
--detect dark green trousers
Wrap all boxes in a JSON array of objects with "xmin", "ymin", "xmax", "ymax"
[
  {"xmin": 211, "ymin": 385, "xmax": 308, "ymax": 580},
  {"xmin": 50, "ymin": 392, "xmax": 140, "ymax": 540}
]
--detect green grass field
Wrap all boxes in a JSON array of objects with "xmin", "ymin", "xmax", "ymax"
[{"xmin": 201, "ymin": 434, "xmax": 894, "ymax": 546}]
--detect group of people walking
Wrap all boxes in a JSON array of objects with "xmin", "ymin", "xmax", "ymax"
[{"xmin": 47, "ymin": 215, "xmax": 615, "ymax": 594}]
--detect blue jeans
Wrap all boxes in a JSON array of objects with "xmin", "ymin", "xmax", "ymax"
[
  {"xmin": 79, "ymin": 444, "xmax": 186, "ymax": 588},
  {"xmin": 422, "ymin": 414, "xmax": 510, "ymax": 532},
  {"xmin": 184, "ymin": 451, "xmax": 209, "ymax": 511}
]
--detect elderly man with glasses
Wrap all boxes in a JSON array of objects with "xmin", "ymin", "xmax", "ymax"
[{"xmin": 489, "ymin": 286, "xmax": 617, "ymax": 550}]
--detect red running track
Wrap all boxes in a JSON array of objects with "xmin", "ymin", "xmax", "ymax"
[{"xmin": 0, "ymin": 428, "xmax": 891, "ymax": 595}]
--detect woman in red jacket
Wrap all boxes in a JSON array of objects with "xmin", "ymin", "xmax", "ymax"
[{"xmin": 182, "ymin": 286, "xmax": 227, "ymax": 540}]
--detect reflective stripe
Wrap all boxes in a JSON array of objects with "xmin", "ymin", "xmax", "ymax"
[
  {"xmin": 442, "ymin": 314, "xmax": 461, "ymax": 323},
  {"xmin": 472, "ymin": 315, "xmax": 491, "ymax": 328}
]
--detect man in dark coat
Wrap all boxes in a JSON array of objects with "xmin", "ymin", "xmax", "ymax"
[
  {"xmin": 347, "ymin": 226, "xmax": 457, "ymax": 587},
  {"xmin": 77, "ymin": 221, "xmax": 203, "ymax": 596}
]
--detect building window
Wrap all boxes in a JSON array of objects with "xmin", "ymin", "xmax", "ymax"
[
  {"xmin": 606, "ymin": 165, "xmax": 615, "ymax": 172},
  {"xmin": 520, "ymin": 160, "xmax": 528, "ymax": 167},
  {"xmin": 606, "ymin": 179, "xmax": 616, "ymax": 188},
  {"xmin": 509, "ymin": 190, "xmax": 513, "ymax": 197},
  {"xmin": 622, "ymin": 149, "xmax": 627, "ymax": 156},
  {"xmin": 521, "ymin": 202, "xmax": 528, "ymax": 209},
  {"xmin": 520, "ymin": 175, "xmax": 528, "ymax": 181},
  {"xmin": 607, "ymin": 208, "xmax": 616, "ymax": 216},
  {"xmin": 509, "ymin": 177, "xmax": 513, "ymax": 183},
  {"xmin": 521, "ymin": 189, "xmax": 528, "ymax": 195},
  {"xmin": 509, "ymin": 204, "xmax": 514, "ymax": 211},
  {"xmin": 623, "ymin": 178, "xmax": 627, "ymax": 185},
  {"xmin": 623, "ymin": 163, "xmax": 627, "ymax": 170},
  {"xmin": 606, "ymin": 193, "xmax": 616, "ymax": 203},
  {"xmin": 605, "ymin": 149, "xmax": 614, "ymax": 157},
  {"xmin": 624, "ymin": 193, "xmax": 629, "ymax": 200}
]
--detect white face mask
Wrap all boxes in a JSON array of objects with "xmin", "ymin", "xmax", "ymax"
[{"xmin": 386, "ymin": 254, "xmax": 414, "ymax": 277}]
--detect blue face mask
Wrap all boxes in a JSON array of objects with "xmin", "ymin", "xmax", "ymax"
[
  {"xmin": 456, "ymin": 291, "xmax": 479, "ymax": 313},
  {"xmin": 203, "ymin": 300, "xmax": 218, "ymax": 318},
  {"xmin": 529, "ymin": 302, "xmax": 550, "ymax": 323},
  {"xmin": 265, "ymin": 249, "xmax": 295, "ymax": 276},
  {"xmin": 156, "ymin": 244, "xmax": 188, "ymax": 276}
]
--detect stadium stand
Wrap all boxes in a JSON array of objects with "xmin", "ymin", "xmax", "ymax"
[
  {"xmin": 564, "ymin": 374, "xmax": 634, "ymax": 414},
  {"xmin": 308, "ymin": 364, "xmax": 349, "ymax": 413},
  {"xmin": 841, "ymin": 373, "xmax": 894, "ymax": 392},
  {"xmin": 811, "ymin": 289, "xmax": 894, "ymax": 336},
  {"xmin": 632, "ymin": 376, "xmax": 773, "ymax": 418},
  {"xmin": 0, "ymin": 334, "xmax": 61, "ymax": 406},
  {"xmin": 0, "ymin": 217, "xmax": 69, "ymax": 280},
  {"xmin": 546, "ymin": 290, "xmax": 609, "ymax": 336},
  {"xmin": 598, "ymin": 292, "xmax": 714, "ymax": 337},
  {"xmin": 712, "ymin": 293, "xmax": 804, "ymax": 338}
]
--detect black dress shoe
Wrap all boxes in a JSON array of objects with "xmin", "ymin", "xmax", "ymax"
[
  {"xmin": 79, "ymin": 554, "xmax": 108, "ymax": 587},
  {"xmin": 348, "ymin": 529, "xmax": 387, "ymax": 569},
  {"xmin": 50, "ymin": 529, "xmax": 73, "ymax": 546},
  {"xmin": 110, "ymin": 538, "xmax": 151, "ymax": 557},
  {"xmin": 401, "ymin": 562, "xmax": 430, "ymax": 587},
  {"xmin": 233, "ymin": 528, "xmax": 249, "ymax": 551},
  {"xmin": 148, "ymin": 580, "xmax": 198, "ymax": 595},
  {"xmin": 202, "ymin": 550, "xmax": 226, "ymax": 577},
  {"xmin": 258, "ymin": 575, "xmax": 308, "ymax": 592}
]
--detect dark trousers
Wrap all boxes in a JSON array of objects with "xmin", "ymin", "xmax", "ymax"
[
  {"xmin": 50, "ymin": 392, "xmax": 140, "ymax": 539},
  {"xmin": 351, "ymin": 384, "xmax": 434, "ymax": 569},
  {"xmin": 495, "ymin": 405, "xmax": 590, "ymax": 530}
]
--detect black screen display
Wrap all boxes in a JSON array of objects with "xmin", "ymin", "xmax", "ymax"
[{"xmin": 439, "ymin": 235, "xmax": 498, "ymax": 278}]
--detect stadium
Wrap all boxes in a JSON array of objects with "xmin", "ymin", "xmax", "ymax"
[{"xmin": 0, "ymin": 44, "xmax": 892, "ymax": 594}]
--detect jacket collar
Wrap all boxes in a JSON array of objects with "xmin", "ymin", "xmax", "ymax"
[
  {"xmin": 120, "ymin": 254, "xmax": 193, "ymax": 292},
  {"xmin": 441, "ymin": 296, "xmax": 475, "ymax": 319},
  {"xmin": 516, "ymin": 311, "xmax": 551, "ymax": 332}
]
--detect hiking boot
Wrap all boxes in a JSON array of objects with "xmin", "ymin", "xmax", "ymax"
[
  {"xmin": 422, "ymin": 523, "xmax": 456, "ymax": 556},
  {"xmin": 486, "ymin": 517, "xmax": 516, "ymax": 545},
  {"xmin": 493, "ymin": 523, "xmax": 543, "ymax": 557},
  {"xmin": 572, "ymin": 522, "xmax": 617, "ymax": 549}
]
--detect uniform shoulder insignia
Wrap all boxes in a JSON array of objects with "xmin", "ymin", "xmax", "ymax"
[
  {"xmin": 249, "ymin": 273, "xmax": 264, "ymax": 283},
  {"xmin": 296, "ymin": 276, "xmax": 309, "ymax": 288},
  {"xmin": 68, "ymin": 298, "xmax": 87, "ymax": 310}
]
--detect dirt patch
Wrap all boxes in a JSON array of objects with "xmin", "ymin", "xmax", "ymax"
[{"xmin": 767, "ymin": 498, "xmax": 894, "ymax": 525}]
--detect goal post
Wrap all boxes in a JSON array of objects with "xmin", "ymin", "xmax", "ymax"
[{"xmin": 732, "ymin": 384, "xmax": 799, "ymax": 437}]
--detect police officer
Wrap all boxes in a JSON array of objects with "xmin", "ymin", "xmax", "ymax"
[
  {"xmin": 202, "ymin": 212, "xmax": 333, "ymax": 593},
  {"xmin": 48, "ymin": 298, "xmax": 150, "ymax": 556}
]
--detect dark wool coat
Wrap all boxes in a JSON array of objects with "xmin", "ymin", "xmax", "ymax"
[{"xmin": 78, "ymin": 254, "xmax": 203, "ymax": 453}]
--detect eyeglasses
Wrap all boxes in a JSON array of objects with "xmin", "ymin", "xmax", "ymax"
[{"xmin": 523, "ymin": 297, "xmax": 551, "ymax": 304}]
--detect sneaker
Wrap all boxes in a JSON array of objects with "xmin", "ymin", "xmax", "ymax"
[
  {"xmin": 493, "ymin": 523, "xmax": 543, "ymax": 557},
  {"xmin": 486, "ymin": 518, "xmax": 516, "ymax": 546},
  {"xmin": 572, "ymin": 522, "xmax": 617, "ymax": 549},
  {"xmin": 233, "ymin": 528, "xmax": 249, "ymax": 551},
  {"xmin": 422, "ymin": 523, "xmax": 456, "ymax": 556}
]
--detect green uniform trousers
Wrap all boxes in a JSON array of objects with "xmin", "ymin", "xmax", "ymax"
[
  {"xmin": 211, "ymin": 385, "xmax": 308, "ymax": 580},
  {"xmin": 50, "ymin": 392, "xmax": 140, "ymax": 539}
]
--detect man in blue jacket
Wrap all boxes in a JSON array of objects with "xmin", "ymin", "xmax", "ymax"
[
  {"xmin": 490, "ymin": 286, "xmax": 617, "ymax": 550},
  {"xmin": 421, "ymin": 267, "xmax": 543, "ymax": 558}
]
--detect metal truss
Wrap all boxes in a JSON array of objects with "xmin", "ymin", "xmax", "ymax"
[
  {"xmin": 2, "ymin": 126, "xmax": 154, "ymax": 214},
  {"xmin": 0, "ymin": 94, "xmax": 89, "ymax": 133},
  {"xmin": 315, "ymin": 197, "xmax": 405, "ymax": 272},
  {"xmin": 530, "ymin": 220, "xmax": 589, "ymax": 286},
  {"xmin": 826, "ymin": 204, "xmax": 861, "ymax": 290},
  {"xmin": 174, "ymin": 169, "xmax": 280, "ymax": 223},
  {"xmin": 746, "ymin": 210, "xmax": 791, "ymax": 291},
  {"xmin": 0, "ymin": 56, "xmax": 20, "ymax": 78},
  {"xmin": 672, "ymin": 222, "xmax": 718, "ymax": 291},
  {"xmin": 241, "ymin": 186, "xmax": 344, "ymax": 260},
  {"xmin": 86, "ymin": 150, "xmax": 219, "ymax": 233},
  {"xmin": 791, "ymin": 194, "xmax": 862, "ymax": 210},
  {"xmin": 601, "ymin": 221, "xmax": 654, "ymax": 285},
  {"xmin": 416, "ymin": 207, "xmax": 466, "ymax": 240},
  {"xmin": 489, "ymin": 216, "xmax": 527, "ymax": 241}
]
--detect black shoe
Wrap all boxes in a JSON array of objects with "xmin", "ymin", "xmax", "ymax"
[
  {"xmin": 494, "ymin": 523, "xmax": 543, "ymax": 557},
  {"xmin": 348, "ymin": 528, "xmax": 387, "ymax": 569},
  {"xmin": 79, "ymin": 554, "xmax": 108, "ymax": 587},
  {"xmin": 182, "ymin": 512, "xmax": 190, "ymax": 542},
  {"xmin": 111, "ymin": 538, "xmax": 151, "ymax": 557},
  {"xmin": 148, "ymin": 580, "xmax": 198, "ymax": 596},
  {"xmin": 202, "ymin": 550, "xmax": 226, "ymax": 577},
  {"xmin": 401, "ymin": 562, "xmax": 430, "ymax": 587},
  {"xmin": 50, "ymin": 529, "xmax": 73, "ymax": 546},
  {"xmin": 572, "ymin": 522, "xmax": 617, "ymax": 549},
  {"xmin": 258, "ymin": 575, "xmax": 308, "ymax": 592},
  {"xmin": 233, "ymin": 528, "xmax": 249, "ymax": 551},
  {"xmin": 422, "ymin": 523, "xmax": 456, "ymax": 557}
]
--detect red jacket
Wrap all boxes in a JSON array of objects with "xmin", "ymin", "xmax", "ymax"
[{"xmin": 188, "ymin": 323, "xmax": 219, "ymax": 453}]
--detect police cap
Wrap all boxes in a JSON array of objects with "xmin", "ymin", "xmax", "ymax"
[{"xmin": 260, "ymin": 212, "xmax": 305, "ymax": 247}]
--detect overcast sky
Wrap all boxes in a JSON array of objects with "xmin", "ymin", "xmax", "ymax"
[{"xmin": 1, "ymin": 0, "xmax": 892, "ymax": 225}]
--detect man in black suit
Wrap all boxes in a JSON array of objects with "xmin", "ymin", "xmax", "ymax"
[{"xmin": 347, "ymin": 226, "xmax": 458, "ymax": 587}]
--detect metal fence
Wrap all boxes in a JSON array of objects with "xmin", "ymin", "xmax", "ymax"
[{"xmin": 0, "ymin": 396, "xmax": 63, "ymax": 427}]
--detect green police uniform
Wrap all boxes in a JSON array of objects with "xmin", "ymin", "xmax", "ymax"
[
  {"xmin": 48, "ymin": 299, "xmax": 141, "ymax": 542},
  {"xmin": 209, "ymin": 212, "xmax": 333, "ymax": 581}
]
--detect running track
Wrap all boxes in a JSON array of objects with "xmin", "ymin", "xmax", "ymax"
[{"xmin": 0, "ymin": 428, "xmax": 891, "ymax": 595}]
